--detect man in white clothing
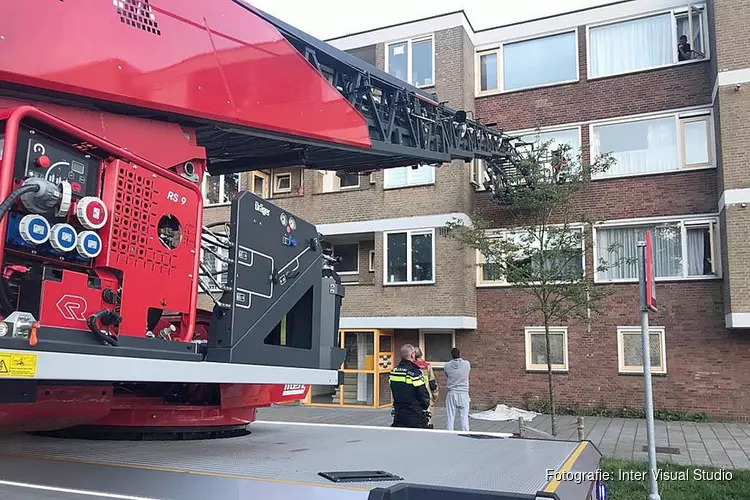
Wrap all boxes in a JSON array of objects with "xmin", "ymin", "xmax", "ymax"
[{"xmin": 443, "ymin": 347, "xmax": 471, "ymax": 432}]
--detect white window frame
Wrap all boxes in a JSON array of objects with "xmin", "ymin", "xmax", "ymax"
[
  {"xmin": 273, "ymin": 172, "xmax": 292, "ymax": 194},
  {"xmin": 383, "ymin": 165, "xmax": 435, "ymax": 189},
  {"xmin": 476, "ymin": 224, "xmax": 586, "ymax": 287},
  {"xmin": 332, "ymin": 242, "xmax": 359, "ymax": 276},
  {"xmin": 383, "ymin": 228, "xmax": 436, "ymax": 286},
  {"xmin": 202, "ymin": 172, "xmax": 240, "ymax": 207},
  {"xmin": 250, "ymin": 171, "xmax": 270, "ymax": 199},
  {"xmin": 320, "ymin": 170, "xmax": 360, "ymax": 192},
  {"xmin": 475, "ymin": 29, "xmax": 579, "ymax": 97},
  {"xmin": 471, "ymin": 158, "xmax": 489, "ymax": 191},
  {"xmin": 592, "ymin": 213, "xmax": 722, "ymax": 284},
  {"xmin": 385, "ymin": 34, "xmax": 435, "ymax": 88},
  {"xmin": 589, "ymin": 107, "xmax": 715, "ymax": 180},
  {"xmin": 617, "ymin": 326, "xmax": 667, "ymax": 375},
  {"xmin": 524, "ymin": 326, "xmax": 569, "ymax": 372},
  {"xmin": 419, "ymin": 329, "xmax": 456, "ymax": 368},
  {"xmin": 585, "ymin": 3, "xmax": 709, "ymax": 81},
  {"xmin": 368, "ymin": 249, "xmax": 376, "ymax": 272}
]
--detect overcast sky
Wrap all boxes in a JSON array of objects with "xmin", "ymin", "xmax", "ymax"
[{"xmin": 248, "ymin": 0, "xmax": 615, "ymax": 40}]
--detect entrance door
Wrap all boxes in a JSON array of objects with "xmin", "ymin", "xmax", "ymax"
[{"xmin": 306, "ymin": 329, "xmax": 393, "ymax": 408}]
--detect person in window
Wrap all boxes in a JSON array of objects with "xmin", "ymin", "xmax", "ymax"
[
  {"xmin": 389, "ymin": 344, "xmax": 431, "ymax": 428},
  {"xmin": 678, "ymin": 35, "xmax": 692, "ymax": 61},
  {"xmin": 413, "ymin": 347, "xmax": 439, "ymax": 429},
  {"xmin": 444, "ymin": 347, "xmax": 471, "ymax": 432}
]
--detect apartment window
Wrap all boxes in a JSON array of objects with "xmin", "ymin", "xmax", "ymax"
[
  {"xmin": 203, "ymin": 172, "xmax": 240, "ymax": 206},
  {"xmin": 518, "ymin": 127, "xmax": 582, "ymax": 176},
  {"xmin": 477, "ymin": 227, "xmax": 585, "ymax": 286},
  {"xmin": 477, "ymin": 31, "xmax": 577, "ymax": 94},
  {"xmin": 384, "ymin": 229, "xmax": 434, "ymax": 284},
  {"xmin": 525, "ymin": 327, "xmax": 568, "ymax": 372},
  {"xmin": 471, "ymin": 158, "xmax": 490, "ymax": 190},
  {"xmin": 588, "ymin": 5, "xmax": 707, "ymax": 79},
  {"xmin": 321, "ymin": 170, "xmax": 359, "ymax": 192},
  {"xmin": 250, "ymin": 171, "xmax": 270, "ymax": 198},
  {"xmin": 368, "ymin": 250, "xmax": 375, "ymax": 272},
  {"xmin": 386, "ymin": 35, "xmax": 434, "ymax": 87},
  {"xmin": 617, "ymin": 326, "xmax": 666, "ymax": 374},
  {"xmin": 591, "ymin": 110, "xmax": 713, "ymax": 179},
  {"xmin": 419, "ymin": 330, "xmax": 455, "ymax": 366},
  {"xmin": 594, "ymin": 216, "xmax": 719, "ymax": 282},
  {"xmin": 383, "ymin": 165, "xmax": 434, "ymax": 189},
  {"xmin": 273, "ymin": 172, "xmax": 292, "ymax": 194},
  {"xmin": 200, "ymin": 244, "xmax": 229, "ymax": 291},
  {"xmin": 333, "ymin": 243, "xmax": 359, "ymax": 274}
]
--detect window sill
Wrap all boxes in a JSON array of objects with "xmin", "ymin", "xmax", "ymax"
[
  {"xmin": 314, "ymin": 185, "xmax": 369, "ymax": 196},
  {"xmin": 204, "ymin": 202, "xmax": 231, "ymax": 208},
  {"xmin": 383, "ymin": 280, "xmax": 436, "ymax": 287},
  {"xmin": 383, "ymin": 181, "xmax": 436, "ymax": 191},
  {"xmin": 594, "ymin": 275, "xmax": 721, "ymax": 285},
  {"xmin": 591, "ymin": 165, "xmax": 716, "ymax": 182},
  {"xmin": 526, "ymin": 368, "xmax": 569, "ymax": 373},
  {"xmin": 586, "ymin": 57, "xmax": 709, "ymax": 82},
  {"xmin": 475, "ymin": 78, "xmax": 580, "ymax": 98}
]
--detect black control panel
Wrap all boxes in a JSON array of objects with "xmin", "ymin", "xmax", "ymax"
[{"xmin": 14, "ymin": 126, "xmax": 100, "ymax": 199}]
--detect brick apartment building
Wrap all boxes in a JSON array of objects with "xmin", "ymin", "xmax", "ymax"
[{"xmin": 199, "ymin": 0, "xmax": 750, "ymax": 419}]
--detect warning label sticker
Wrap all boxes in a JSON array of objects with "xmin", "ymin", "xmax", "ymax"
[{"xmin": 0, "ymin": 352, "xmax": 38, "ymax": 378}]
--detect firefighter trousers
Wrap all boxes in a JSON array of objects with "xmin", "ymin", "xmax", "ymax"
[{"xmin": 445, "ymin": 391, "xmax": 470, "ymax": 432}]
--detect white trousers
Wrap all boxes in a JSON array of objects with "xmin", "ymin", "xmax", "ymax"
[{"xmin": 445, "ymin": 391, "xmax": 470, "ymax": 431}]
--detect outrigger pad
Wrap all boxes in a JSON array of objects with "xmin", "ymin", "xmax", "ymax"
[{"xmin": 205, "ymin": 191, "xmax": 346, "ymax": 371}]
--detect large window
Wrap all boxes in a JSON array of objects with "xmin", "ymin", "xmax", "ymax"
[
  {"xmin": 617, "ymin": 326, "xmax": 667, "ymax": 374},
  {"xmin": 525, "ymin": 327, "xmax": 569, "ymax": 372},
  {"xmin": 477, "ymin": 31, "xmax": 578, "ymax": 94},
  {"xmin": 333, "ymin": 243, "xmax": 359, "ymax": 275},
  {"xmin": 384, "ymin": 229, "xmax": 434, "ymax": 285},
  {"xmin": 383, "ymin": 165, "xmax": 434, "ymax": 189},
  {"xmin": 591, "ymin": 110, "xmax": 713, "ymax": 179},
  {"xmin": 203, "ymin": 173, "xmax": 240, "ymax": 206},
  {"xmin": 588, "ymin": 5, "xmax": 707, "ymax": 79},
  {"xmin": 594, "ymin": 216, "xmax": 719, "ymax": 282},
  {"xmin": 477, "ymin": 226, "xmax": 585, "ymax": 286},
  {"xmin": 386, "ymin": 36, "xmax": 434, "ymax": 87},
  {"xmin": 419, "ymin": 330, "xmax": 455, "ymax": 366},
  {"xmin": 321, "ymin": 170, "xmax": 360, "ymax": 192}
]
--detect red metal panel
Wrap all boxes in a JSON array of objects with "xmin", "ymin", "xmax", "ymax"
[
  {"xmin": 97, "ymin": 159, "xmax": 201, "ymax": 338},
  {"xmin": 37, "ymin": 269, "xmax": 119, "ymax": 331},
  {"xmin": 0, "ymin": 97, "xmax": 207, "ymax": 170},
  {"xmin": 0, "ymin": 0, "xmax": 371, "ymax": 148},
  {"xmin": 645, "ymin": 230, "xmax": 657, "ymax": 312}
]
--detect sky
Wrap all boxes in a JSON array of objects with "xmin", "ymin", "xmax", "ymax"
[{"xmin": 247, "ymin": 0, "xmax": 616, "ymax": 40}]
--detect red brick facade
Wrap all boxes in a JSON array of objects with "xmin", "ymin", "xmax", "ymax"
[{"xmin": 456, "ymin": 21, "xmax": 745, "ymax": 419}]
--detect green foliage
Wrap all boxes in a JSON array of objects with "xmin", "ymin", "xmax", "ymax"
[{"xmin": 446, "ymin": 133, "xmax": 630, "ymax": 437}]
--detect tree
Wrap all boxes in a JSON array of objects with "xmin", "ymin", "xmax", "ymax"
[{"xmin": 446, "ymin": 132, "xmax": 627, "ymax": 436}]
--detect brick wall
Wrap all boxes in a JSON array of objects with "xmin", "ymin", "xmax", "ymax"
[
  {"xmin": 712, "ymin": 0, "xmax": 750, "ymax": 72},
  {"xmin": 475, "ymin": 27, "xmax": 713, "ymax": 132},
  {"xmin": 457, "ymin": 282, "xmax": 750, "ymax": 419}
]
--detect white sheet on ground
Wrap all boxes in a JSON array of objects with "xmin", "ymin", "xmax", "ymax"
[{"xmin": 469, "ymin": 404, "xmax": 539, "ymax": 422}]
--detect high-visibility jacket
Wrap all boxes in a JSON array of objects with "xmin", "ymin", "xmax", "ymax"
[
  {"xmin": 389, "ymin": 359, "xmax": 431, "ymax": 428},
  {"xmin": 414, "ymin": 359, "xmax": 438, "ymax": 402}
]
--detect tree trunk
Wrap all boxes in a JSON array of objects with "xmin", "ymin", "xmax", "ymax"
[{"xmin": 544, "ymin": 317, "xmax": 557, "ymax": 436}]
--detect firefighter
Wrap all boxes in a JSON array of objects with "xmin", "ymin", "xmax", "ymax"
[
  {"xmin": 389, "ymin": 343, "xmax": 431, "ymax": 428},
  {"xmin": 413, "ymin": 346, "xmax": 438, "ymax": 429}
]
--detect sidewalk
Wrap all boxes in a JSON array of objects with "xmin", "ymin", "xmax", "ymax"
[{"xmin": 257, "ymin": 404, "xmax": 750, "ymax": 469}]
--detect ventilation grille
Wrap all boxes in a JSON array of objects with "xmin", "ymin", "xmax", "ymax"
[
  {"xmin": 114, "ymin": 0, "xmax": 161, "ymax": 36},
  {"xmin": 111, "ymin": 167, "xmax": 176, "ymax": 276}
]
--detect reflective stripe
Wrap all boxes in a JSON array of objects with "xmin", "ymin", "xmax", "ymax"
[
  {"xmin": 389, "ymin": 374, "xmax": 425, "ymax": 386},
  {"xmin": 410, "ymin": 378, "xmax": 425, "ymax": 387},
  {"xmin": 389, "ymin": 375, "xmax": 407, "ymax": 382}
]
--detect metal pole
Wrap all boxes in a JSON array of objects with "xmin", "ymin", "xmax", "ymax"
[
  {"xmin": 637, "ymin": 241, "xmax": 661, "ymax": 500},
  {"xmin": 577, "ymin": 416, "xmax": 584, "ymax": 441}
]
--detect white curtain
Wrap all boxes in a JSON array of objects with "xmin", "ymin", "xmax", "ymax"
[
  {"xmin": 677, "ymin": 13, "xmax": 702, "ymax": 51},
  {"xmin": 687, "ymin": 228, "xmax": 706, "ymax": 276},
  {"xmin": 589, "ymin": 13, "xmax": 673, "ymax": 78},
  {"xmin": 593, "ymin": 116, "xmax": 677, "ymax": 177},
  {"xmin": 384, "ymin": 167, "xmax": 408, "ymax": 187},
  {"xmin": 384, "ymin": 165, "xmax": 433, "ymax": 187},
  {"xmin": 597, "ymin": 225, "xmax": 682, "ymax": 280}
]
